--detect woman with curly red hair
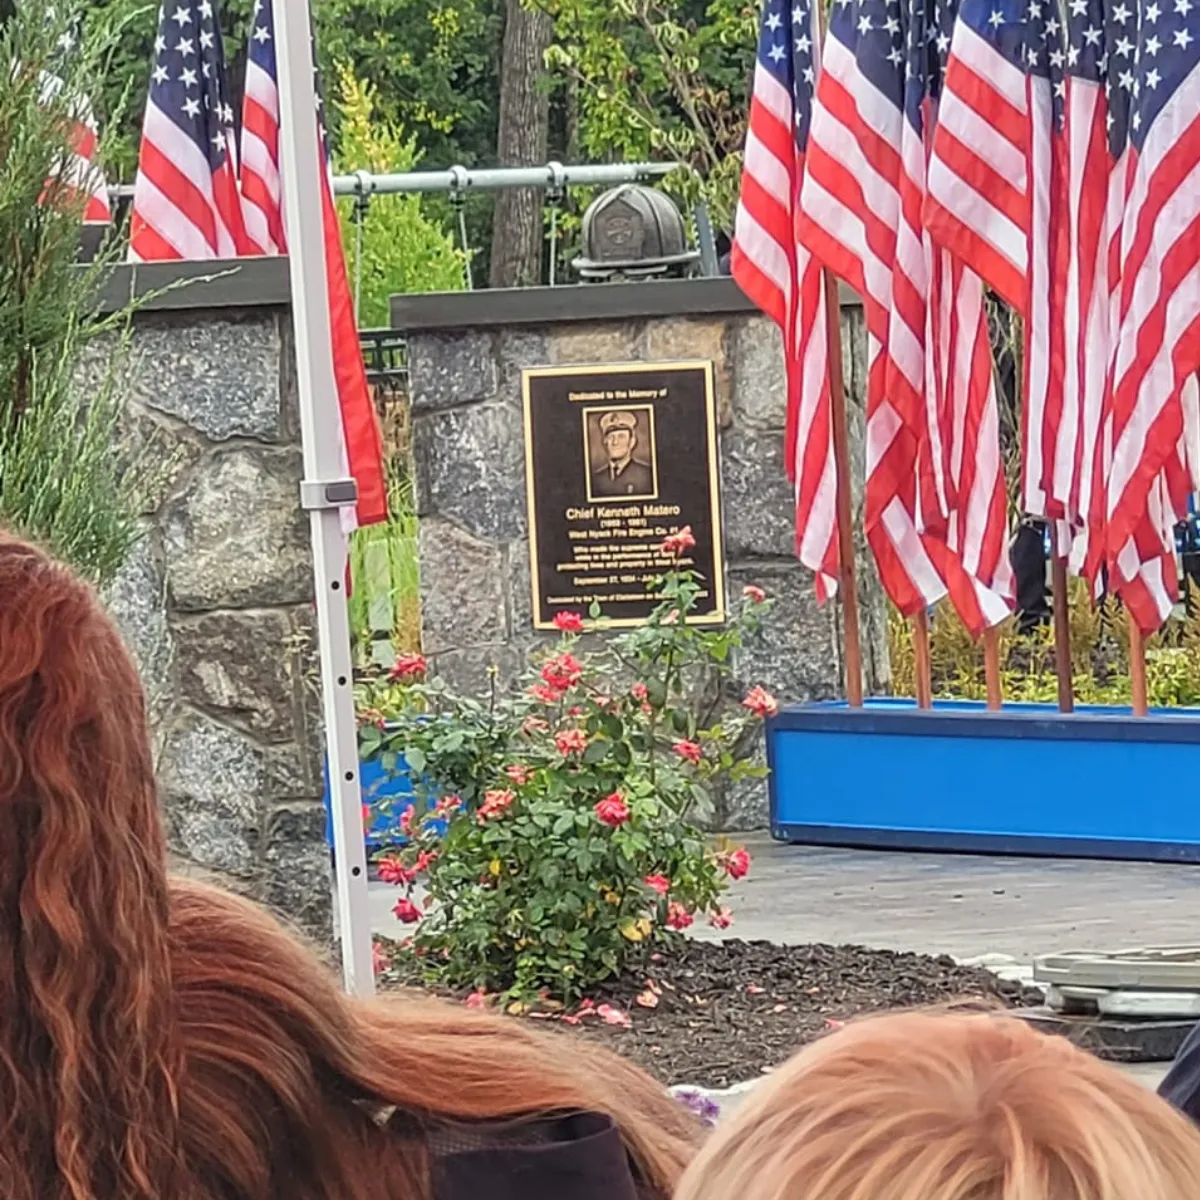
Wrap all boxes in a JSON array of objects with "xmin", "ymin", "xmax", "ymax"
[{"xmin": 0, "ymin": 531, "xmax": 699, "ymax": 1200}]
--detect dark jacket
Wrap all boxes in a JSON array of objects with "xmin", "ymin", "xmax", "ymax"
[
  {"xmin": 430, "ymin": 1111, "xmax": 643, "ymax": 1200},
  {"xmin": 1159, "ymin": 1020, "xmax": 1200, "ymax": 1123}
]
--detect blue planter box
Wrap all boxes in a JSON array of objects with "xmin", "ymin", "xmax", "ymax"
[
  {"xmin": 322, "ymin": 752, "xmax": 417, "ymax": 851},
  {"xmin": 768, "ymin": 699, "xmax": 1200, "ymax": 862}
]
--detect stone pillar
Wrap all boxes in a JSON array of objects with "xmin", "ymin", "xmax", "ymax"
[
  {"xmin": 396, "ymin": 279, "xmax": 890, "ymax": 830},
  {"xmin": 99, "ymin": 260, "xmax": 332, "ymax": 938}
]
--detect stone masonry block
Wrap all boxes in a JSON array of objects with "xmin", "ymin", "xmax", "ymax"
[
  {"xmin": 719, "ymin": 426, "xmax": 795, "ymax": 559},
  {"xmin": 412, "ymin": 403, "xmax": 527, "ymax": 541},
  {"xmin": 408, "ymin": 330, "xmax": 497, "ymax": 412},
  {"xmin": 262, "ymin": 803, "xmax": 333, "ymax": 939},
  {"xmin": 418, "ymin": 517, "xmax": 507, "ymax": 655},
  {"xmin": 130, "ymin": 314, "xmax": 284, "ymax": 442},
  {"xmin": 162, "ymin": 446, "xmax": 312, "ymax": 611},
  {"xmin": 730, "ymin": 316, "xmax": 787, "ymax": 430},
  {"xmin": 644, "ymin": 317, "xmax": 733, "ymax": 426},
  {"xmin": 172, "ymin": 608, "xmax": 302, "ymax": 742}
]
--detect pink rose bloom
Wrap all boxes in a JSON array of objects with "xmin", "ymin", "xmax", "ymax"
[
  {"xmin": 724, "ymin": 846, "xmax": 752, "ymax": 880},
  {"xmin": 594, "ymin": 792, "xmax": 631, "ymax": 827},
  {"xmin": 389, "ymin": 653, "xmax": 428, "ymax": 683},
  {"xmin": 555, "ymin": 728, "xmax": 588, "ymax": 756},
  {"xmin": 643, "ymin": 873, "xmax": 671, "ymax": 895},
  {"xmin": 478, "ymin": 789, "xmax": 516, "ymax": 822},
  {"xmin": 672, "ymin": 738, "xmax": 703, "ymax": 764},
  {"xmin": 709, "ymin": 907, "xmax": 734, "ymax": 930},
  {"xmin": 392, "ymin": 898, "xmax": 422, "ymax": 924},
  {"xmin": 742, "ymin": 686, "xmax": 779, "ymax": 718},
  {"xmin": 666, "ymin": 902, "xmax": 694, "ymax": 931},
  {"xmin": 742, "ymin": 584, "xmax": 766, "ymax": 604},
  {"xmin": 552, "ymin": 611, "xmax": 585, "ymax": 633}
]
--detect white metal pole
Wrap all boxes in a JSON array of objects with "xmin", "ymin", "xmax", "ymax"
[{"xmin": 273, "ymin": 0, "xmax": 375, "ymax": 996}]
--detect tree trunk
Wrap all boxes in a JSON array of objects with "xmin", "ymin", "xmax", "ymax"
[{"xmin": 489, "ymin": 0, "xmax": 553, "ymax": 289}]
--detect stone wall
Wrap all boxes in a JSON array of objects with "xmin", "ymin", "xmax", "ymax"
[
  {"xmin": 97, "ymin": 260, "xmax": 332, "ymax": 938},
  {"xmin": 396, "ymin": 280, "xmax": 890, "ymax": 830}
]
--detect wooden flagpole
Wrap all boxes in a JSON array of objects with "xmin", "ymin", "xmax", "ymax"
[
  {"xmin": 983, "ymin": 626, "xmax": 1002, "ymax": 710},
  {"xmin": 912, "ymin": 608, "xmax": 933, "ymax": 708},
  {"xmin": 823, "ymin": 271, "xmax": 864, "ymax": 707},
  {"xmin": 1129, "ymin": 614, "xmax": 1149, "ymax": 717},
  {"xmin": 1048, "ymin": 525, "xmax": 1074, "ymax": 713}
]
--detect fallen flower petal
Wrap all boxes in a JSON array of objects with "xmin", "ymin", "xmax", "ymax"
[{"xmin": 596, "ymin": 1003, "xmax": 632, "ymax": 1027}]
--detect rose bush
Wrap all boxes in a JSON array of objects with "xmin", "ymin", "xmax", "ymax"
[{"xmin": 358, "ymin": 530, "xmax": 777, "ymax": 1004}]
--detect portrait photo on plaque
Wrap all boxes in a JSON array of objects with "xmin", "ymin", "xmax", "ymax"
[
  {"xmin": 522, "ymin": 360, "xmax": 726, "ymax": 630},
  {"xmin": 584, "ymin": 405, "xmax": 659, "ymax": 502}
]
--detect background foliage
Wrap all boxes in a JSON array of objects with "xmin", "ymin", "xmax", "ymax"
[
  {"xmin": 889, "ymin": 584, "xmax": 1200, "ymax": 709},
  {"xmin": 0, "ymin": 3, "xmax": 147, "ymax": 583}
]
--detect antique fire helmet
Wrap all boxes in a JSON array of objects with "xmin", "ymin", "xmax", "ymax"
[{"xmin": 573, "ymin": 184, "xmax": 699, "ymax": 282}]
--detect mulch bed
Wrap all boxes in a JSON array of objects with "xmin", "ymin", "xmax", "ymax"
[{"xmin": 380, "ymin": 937, "xmax": 1044, "ymax": 1089}]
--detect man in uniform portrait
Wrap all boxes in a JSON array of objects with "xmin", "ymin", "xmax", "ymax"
[{"xmin": 589, "ymin": 409, "xmax": 656, "ymax": 499}]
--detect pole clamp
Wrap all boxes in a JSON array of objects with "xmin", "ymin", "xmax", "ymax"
[{"xmin": 300, "ymin": 478, "xmax": 359, "ymax": 511}]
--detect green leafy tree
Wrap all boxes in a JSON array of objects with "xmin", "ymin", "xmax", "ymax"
[
  {"xmin": 542, "ymin": 0, "xmax": 758, "ymax": 234},
  {"xmin": 333, "ymin": 64, "xmax": 465, "ymax": 325},
  {"xmin": 0, "ymin": 2, "xmax": 147, "ymax": 583}
]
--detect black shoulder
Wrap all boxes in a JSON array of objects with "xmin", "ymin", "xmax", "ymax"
[{"xmin": 430, "ymin": 1111, "xmax": 642, "ymax": 1200}]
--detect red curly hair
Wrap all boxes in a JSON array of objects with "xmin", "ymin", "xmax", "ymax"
[{"xmin": 0, "ymin": 531, "xmax": 699, "ymax": 1200}]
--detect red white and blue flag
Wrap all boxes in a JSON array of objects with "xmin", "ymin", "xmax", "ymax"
[
  {"xmin": 239, "ymin": 0, "xmax": 388, "ymax": 530},
  {"xmin": 731, "ymin": 0, "xmax": 839, "ymax": 602},
  {"xmin": 127, "ymin": 0, "xmax": 247, "ymax": 260}
]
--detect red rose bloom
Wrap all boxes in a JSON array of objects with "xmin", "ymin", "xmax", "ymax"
[
  {"xmin": 742, "ymin": 686, "xmax": 779, "ymax": 718},
  {"xmin": 742, "ymin": 584, "xmax": 766, "ymax": 604},
  {"xmin": 630, "ymin": 682, "xmax": 649, "ymax": 701},
  {"xmin": 555, "ymin": 728, "xmax": 588, "ymax": 755},
  {"xmin": 661, "ymin": 525, "xmax": 697, "ymax": 556},
  {"xmin": 709, "ymin": 907, "xmax": 733, "ymax": 930},
  {"xmin": 666, "ymin": 901, "xmax": 694, "ymax": 931},
  {"xmin": 392, "ymin": 898, "xmax": 422, "ymax": 924},
  {"xmin": 541, "ymin": 652, "xmax": 583, "ymax": 694},
  {"xmin": 673, "ymin": 738, "xmax": 703, "ymax": 764},
  {"xmin": 529, "ymin": 683, "xmax": 563, "ymax": 705},
  {"xmin": 389, "ymin": 653, "xmax": 428, "ymax": 683},
  {"xmin": 643, "ymin": 873, "xmax": 671, "ymax": 895},
  {"xmin": 377, "ymin": 856, "xmax": 416, "ymax": 886},
  {"xmin": 478, "ymin": 788, "xmax": 516, "ymax": 822},
  {"xmin": 594, "ymin": 792, "xmax": 631, "ymax": 827},
  {"xmin": 552, "ymin": 611, "xmax": 585, "ymax": 633},
  {"xmin": 504, "ymin": 764, "xmax": 534, "ymax": 785},
  {"xmin": 724, "ymin": 846, "xmax": 752, "ymax": 880}
]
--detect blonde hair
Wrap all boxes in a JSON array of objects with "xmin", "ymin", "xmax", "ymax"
[{"xmin": 675, "ymin": 1010, "xmax": 1200, "ymax": 1200}]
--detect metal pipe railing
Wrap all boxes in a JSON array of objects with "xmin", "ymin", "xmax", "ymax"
[{"xmin": 107, "ymin": 160, "xmax": 681, "ymax": 203}]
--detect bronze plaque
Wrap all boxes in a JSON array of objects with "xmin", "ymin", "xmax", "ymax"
[{"xmin": 522, "ymin": 360, "xmax": 726, "ymax": 629}]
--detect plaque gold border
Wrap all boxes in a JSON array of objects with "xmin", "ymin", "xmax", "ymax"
[{"xmin": 522, "ymin": 360, "xmax": 727, "ymax": 631}]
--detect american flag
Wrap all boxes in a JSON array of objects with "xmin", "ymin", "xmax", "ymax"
[
  {"xmin": 731, "ymin": 0, "xmax": 839, "ymax": 602},
  {"xmin": 921, "ymin": 0, "xmax": 1016, "ymax": 635},
  {"xmin": 797, "ymin": 0, "xmax": 949, "ymax": 618},
  {"xmin": 38, "ymin": 69, "xmax": 111, "ymax": 226},
  {"xmin": 924, "ymin": 0, "xmax": 1064, "ymax": 522},
  {"xmin": 39, "ymin": 11, "xmax": 110, "ymax": 226},
  {"xmin": 1102, "ymin": 0, "xmax": 1200, "ymax": 624},
  {"xmin": 238, "ymin": 0, "xmax": 388, "ymax": 530},
  {"xmin": 128, "ymin": 0, "xmax": 247, "ymax": 260}
]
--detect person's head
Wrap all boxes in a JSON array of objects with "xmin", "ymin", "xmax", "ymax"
[
  {"xmin": 601, "ymin": 411, "xmax": 638, "ymax": 462},
  {"xmin": 0, "ymin": 531, "xmax": 701, "ymax": 1200},
  {"xmin": 676, "ymin": 1009, "xmax": 1200, "ymax": 1200},
  {"xmin": 0, "ymin": 531, "xmax": 181, "ymax": 1200}
]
